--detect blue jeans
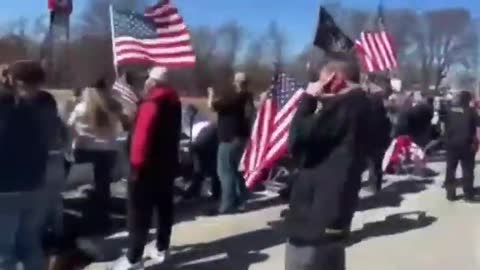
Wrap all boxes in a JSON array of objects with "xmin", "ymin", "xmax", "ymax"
[
  {"xmin": 0, "ymin": 190, "xmax": 47, "ymax": 270},
  {"xmin": 217, "ymin": 140, "xmax": 248, "ymax": 212},
  {"xmin": 44, "ymin": 152, "xmax": 66, "ymax": 239}
]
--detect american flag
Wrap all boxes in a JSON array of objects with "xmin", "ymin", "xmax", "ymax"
[
  {"xmin": 113, "ymin": 76, "xmax": 138, "ymax": 108},
  {"xmin": 354, "ymin": 3, "xmax": 397, "ymax": 73},
  {"xmin": 382, "ymin": 135, "xmax": 425, "ymax": 173},
  {"xmin": 355, "ymin": 31, "xmax": 398, "ymax": 73},
  {"xmin": 110, "ymin": 0, "xmax": 195, "ymax": 67},
  {"xmin": 240, "ymin": 72, "xmax": 305, "ymax": 189}
]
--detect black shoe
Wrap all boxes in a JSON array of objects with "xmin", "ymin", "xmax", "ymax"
[
  {"xmin": 203, "ymin": 208, "xmax": 237, "ymax": 217},
  {"xmin": 182, "ymin": 190, "xmax": 200, "ymax": 200},
  {"xmin": 364, "ymin": 185, "xmax": 381, "ymax": 194},
  {"xmin": 446, "ymin": 188, "xmax": 456, "ymax": 201},
  {"xmin": 208, "ymin": 194, "xmax": 220, "ymax": 201},
  {"xmin": 464, "ymin": 192, "xmax": 480, "ymax": 202},
  {"xmin": 203, "ymin": 208, "xmax": 221, "ymax": 217}
]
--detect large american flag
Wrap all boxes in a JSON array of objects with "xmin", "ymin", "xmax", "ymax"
[
  {"xmin": 240, "ymin": 73, "xmax": 305, "ymax": 189},
  {"xmin": 111, "ymin": 0, "xmax": 195, "ymax": 67},
  {"xmin": 355, "ymin": 31, "xmax": 398, "ymax": 73}
]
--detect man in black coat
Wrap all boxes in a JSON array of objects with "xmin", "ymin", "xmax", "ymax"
[
  {"xmin": 366, "ymin": 90, "xmax": 391, "ymax": 193},
  {"xmin": 444, "ymin": 91, "xmax": 479, "ymax": 202},
  {"xmin": 286, "ymin": 54, "xmax": 371, "ymax": 270}
]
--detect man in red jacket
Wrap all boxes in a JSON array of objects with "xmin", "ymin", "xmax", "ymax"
[{"xmin": 113, "ymin": 67, "xmax": 181, "ymax": 270}]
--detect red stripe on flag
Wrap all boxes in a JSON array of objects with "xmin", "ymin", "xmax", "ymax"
[
  {"xmin": 355, "ymin": 31, "xmax": 398, "ymax": 73},
  {"xmin": 240, "ymin": 89, "xmax": 305, "ymax": 190},
  {"xmin": 113, "ymin": 1, "xmax": 195, "ymax": 67}
]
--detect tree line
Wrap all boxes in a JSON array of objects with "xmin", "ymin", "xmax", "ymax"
[{"xmin": 0, "ymin": 0, "xmax": 478, "ymax": 96}]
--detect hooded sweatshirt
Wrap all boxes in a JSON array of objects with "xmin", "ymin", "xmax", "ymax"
[{"xmin": 130, "ymin": 86, "xmax": 181, "ymax": 175}]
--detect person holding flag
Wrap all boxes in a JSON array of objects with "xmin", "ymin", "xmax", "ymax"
[
  {"xmin": 112, "ymin": 66, "xmax": 181, "ymax": 270},
  {"xmin": 110, "ymin": 0, "xmax": 195, "ymax": 268}
]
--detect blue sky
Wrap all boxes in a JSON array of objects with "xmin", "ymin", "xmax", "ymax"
[{"xmin": 1, "ymin": 0, "xmax": 479, "ymax": 53}]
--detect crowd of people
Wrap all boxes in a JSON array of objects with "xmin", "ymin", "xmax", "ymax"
[{"xmin": 0, "ymin": 54, "xmax": 478, "ymax": 270}]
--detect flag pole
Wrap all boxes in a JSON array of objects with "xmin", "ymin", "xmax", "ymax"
[{"xmin": 109, "ymin": 5, "xmax": 119, "ymax": 77}]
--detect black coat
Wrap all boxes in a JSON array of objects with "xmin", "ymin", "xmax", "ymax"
[
  {"xmin": 286, "ymin": 88, "xmax": 371, "ymax": 244},
  {"xmin": 367, "ymin": 94, "xmax": 391, "ymax": 153},
  {"xmin": 0, "ymin": 91, "xmax": 59, "ymax": 192},
  {"xmin": 444, "ymin": 105, "xmax": 479, "ymax": 148}
]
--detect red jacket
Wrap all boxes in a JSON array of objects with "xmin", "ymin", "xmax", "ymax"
[{"xmin": 130, "ymin": 87, "xmax": 181, "ymax": 174}]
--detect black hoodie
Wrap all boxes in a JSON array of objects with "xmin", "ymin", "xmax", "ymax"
[
  {"xmin": 0, "ymin": 90, "xmax": 59, "ymax": 192},
  {"xmin": 286, "ymin": 88, "xmax": 371, "ymax": 244}
]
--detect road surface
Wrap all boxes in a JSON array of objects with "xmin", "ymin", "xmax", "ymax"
[{"xmin": 81, "ymin": 156, "xmax": 480, "ymax": 270}]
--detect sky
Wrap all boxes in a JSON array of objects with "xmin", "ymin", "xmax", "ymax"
[{"xmin": 1, "ymin": 0, "xmax": 479, "ymax": 54}]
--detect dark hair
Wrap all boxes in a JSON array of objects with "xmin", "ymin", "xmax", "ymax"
[
  {"xmin": 1, "ymin": 67, "xmax": 8, "ymax": 78},
  {"xmin": 93, "ymin": 77, "xmax": 108, "ymax": 90},
  {"xmin": 9, "ymin": 60, "xmax": 46, "ymax": 85},
  {"xmin": 324, "ymin": 53, "xmax": 361, "ymax": 83},
  {"xmin": 458, "ymin": 91, "xmax": 472, "ymax": 107}
]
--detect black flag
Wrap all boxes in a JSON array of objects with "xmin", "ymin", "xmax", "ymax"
[{"xmin": 313, "ymin": 7, "xmax": 354, "ymax": 54}]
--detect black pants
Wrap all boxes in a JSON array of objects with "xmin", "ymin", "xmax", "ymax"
[
  {"xmin": 445, "ymin": 145, "xmax": 475, "ymax": 195},
  {"xmin": 126, "ymin": 174, "xmax": 174, "ymax": 263},
  {"xmin": 285, "ymin": 241, "xmax": 345, "ymax": 270},
  {"xmin": 74, "ymin": 149, "xmax": 117, "ymax": 224},
  {"xmin": 367, "ymin": 150, "xmax": 384, "ymax": 192},
  {"xmin": 188, "ymin": 147, "xmax": 220, "ymax": 199}
]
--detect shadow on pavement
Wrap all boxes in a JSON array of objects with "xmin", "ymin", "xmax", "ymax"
[
  {"xmin": 357, "ymin": 179, "xmax": 434, "ymax": 211},
  {"xmin": 167, "ymin": 210, "xmax": 437, "ymax": 270},
  {"xmin": 57, "ymin": 175, "xmax": 436, "ymax": 268},
  {"xmin": 155, "ymin": 228, "xmax": 284, "ymax": 270},
  {"xmin": 347, "ymin": 211, "xmax": 437, "ymax": 246},
  {"xmin": 271, "ymin": 210, "xmax": 436, "ymax": 246},
  {"xmin": 60, "ymin": 191, "xmax": 284, "ymax": 265}
]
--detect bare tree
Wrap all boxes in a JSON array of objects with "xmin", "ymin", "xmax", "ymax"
[
  {"xmin": 385, "ymin": 9, "xmax": 421, "ymax": 59},
  {"xmin": 453, "ymin": 71, "xmax": 477, "ymax": 92},
  {"xmin": 346, "ymin": 9, "xmax": 370, "ymax": 38},
  {"xmin": 243, "ymin": 37, "xmax": 271, "ymax": 93},
  {"xmin": 190, "ymin": 27, "xmax": 218, "ymax": 95},
  {"xmin": 415, "ymin": 9, "xmax": 478, "ymax": 91},
  {"xmin": 216, "ymin": 22, "xmax": 244, "ymax": 67},
  {"xmin": 265, "ymin": 21, "xmax": 287, "ymax": 65},
  {"xmin": 213, "ymin": 22, "xmax": 244, "ymax": 92},
  {"xmin": 288, "ymin": 46, "xmax": 324, "ymax": 83},
  {"xmin": 0, "ymin": 18, "xmax": 34, "ymax": 63}
]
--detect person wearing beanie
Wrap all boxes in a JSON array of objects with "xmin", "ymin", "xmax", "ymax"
[{"xmin": 113, "ymin": 66, "xmax": 181, "ymax": 270}]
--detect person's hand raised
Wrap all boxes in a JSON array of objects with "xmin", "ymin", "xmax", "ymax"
[
  {"xmin": 207, "ymin": 87, "xmax": 215, "ymax": 97},
  {"xmin": 305, "ymin": 73, "xmax": 335, "ymax": 98}
]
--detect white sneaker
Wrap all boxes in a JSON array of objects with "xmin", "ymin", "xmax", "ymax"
[
  {"xmin": 144, "ymin": 247, "xmax": 169, "ymax": 264},
  {"xmin": 110, "ymin": 256, "xmax": 143, "ymax": 270}
]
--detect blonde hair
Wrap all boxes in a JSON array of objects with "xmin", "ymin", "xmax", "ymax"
[{"xmin": 82, "ymin": 87, "xmax": 116, "ymax": 132}]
